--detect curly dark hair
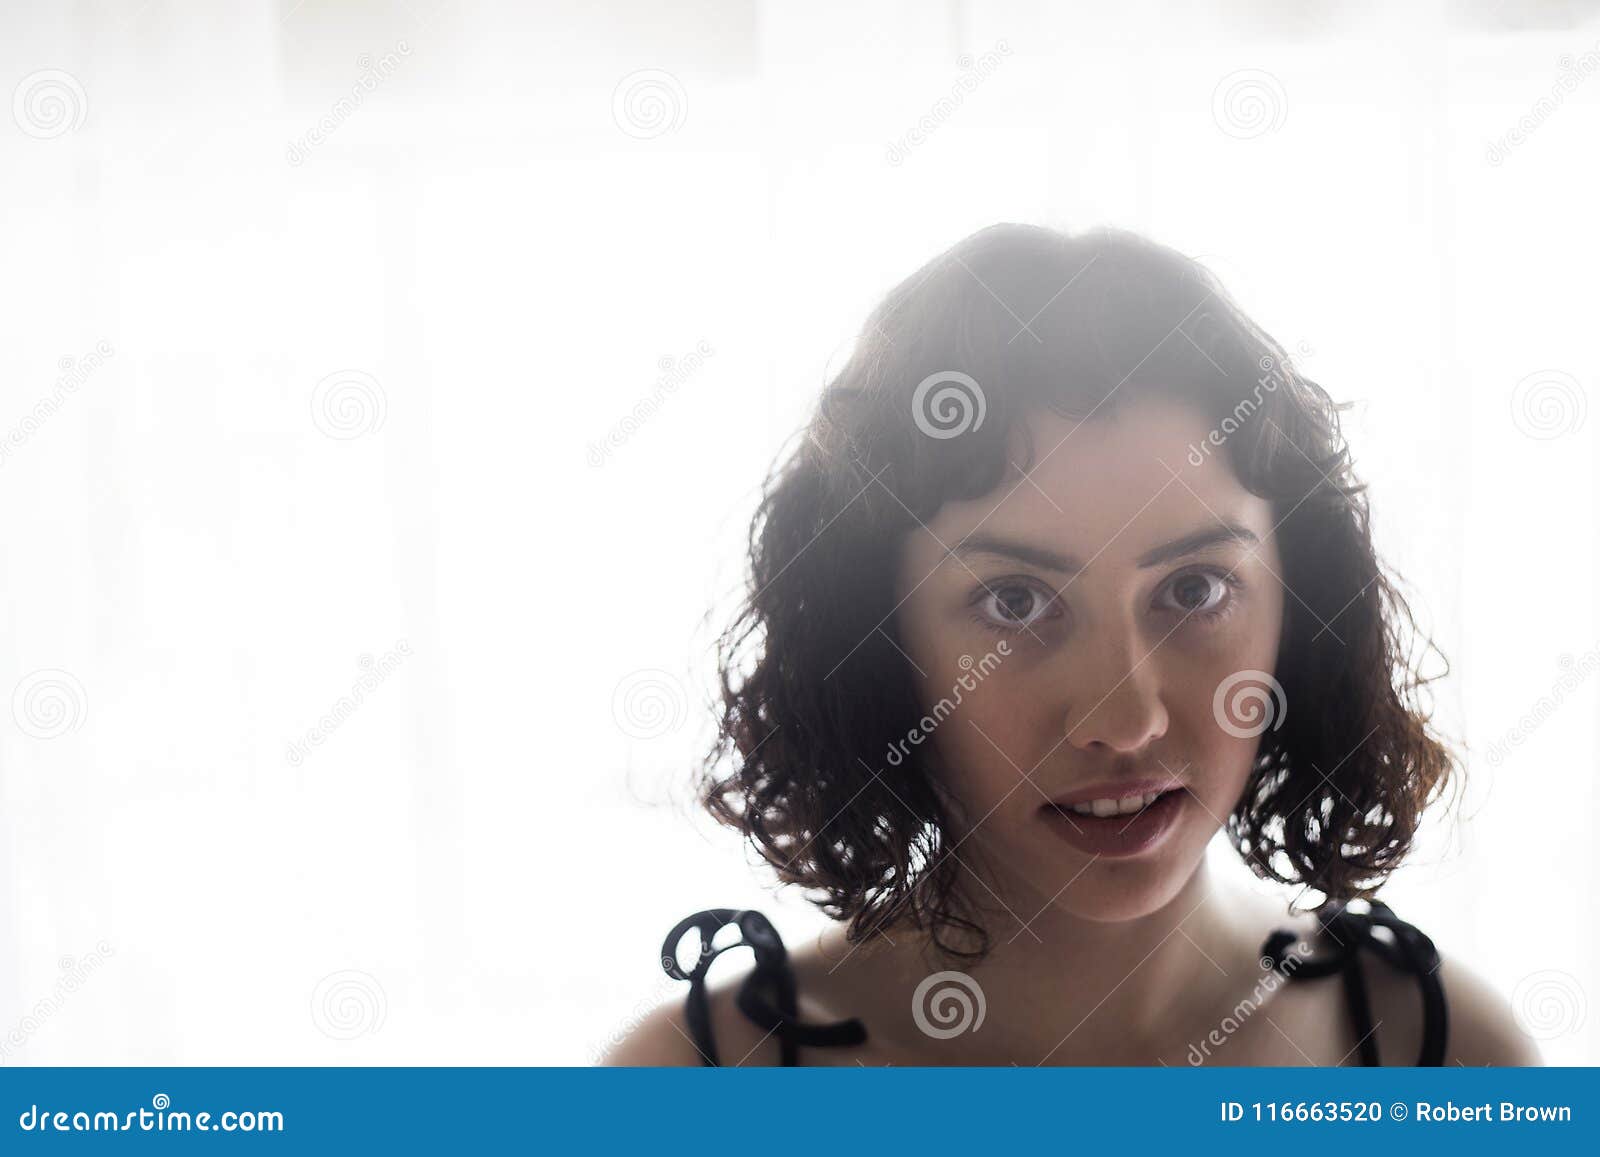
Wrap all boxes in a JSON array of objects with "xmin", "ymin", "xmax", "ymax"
[{"xmin": 699, "ymin": 222, "xmax": 1459, "ymax": 962}]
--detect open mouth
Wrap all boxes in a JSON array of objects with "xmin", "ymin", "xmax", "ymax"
[
  {"xmin": 1038, "ymin": 786, "xmax": 1188, "ymax": 857},
  {"xmin": 1046, "ymin": 787, "xmax": 1179, "ymax": 820}
]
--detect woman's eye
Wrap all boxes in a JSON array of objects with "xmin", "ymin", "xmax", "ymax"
[
  {"xmin": 1157, "ymin": 570, "xmax": 1234, "ymax": 618},
  {"xmin": 974, "ymin": 580, "xmax": 1060, "ymax": 630}
]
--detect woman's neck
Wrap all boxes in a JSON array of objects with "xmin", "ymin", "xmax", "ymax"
[{"xmin": 818, "ymin": 860, "xmax": 1274, "ymax": 1064}]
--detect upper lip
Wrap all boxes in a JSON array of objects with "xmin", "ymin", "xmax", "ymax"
[{"xmin": 1042, "ymin": 776, "xmax": 1187, "ymax": 809}]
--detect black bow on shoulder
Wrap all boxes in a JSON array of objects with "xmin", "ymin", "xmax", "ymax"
[
  {"xmin": 1260, "ymin": 898, "xmax": 1447, "ymax": 1066},
  {"xmin": 661, "ymin": 908, "xmax": 868, "ymax": 1066}
]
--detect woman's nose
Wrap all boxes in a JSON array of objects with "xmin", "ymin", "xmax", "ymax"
[{"xmin": 1059, "ymin": 635, "xmax": 1170, "ymax": 754}]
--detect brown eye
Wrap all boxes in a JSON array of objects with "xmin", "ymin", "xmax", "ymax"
[
  {"xmin": 975, "ymin": 580, "xmax": 1059, "ymax": 630},
  {"xmin": 997, "ymin": 586, "xmax": 1036, "ymax": 620},
  {"xmin": 1157, "ymin": 571, "xmax": 1232, "ymax": 617}
]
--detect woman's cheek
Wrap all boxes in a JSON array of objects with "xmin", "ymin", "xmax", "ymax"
[
  {"xmin": 926, "ymin": 664, "xmax": 1046, "ymax": 806},
  {"xmin": 1175, "ymin": 657, "xmax": 1281, "ymax": 810}
]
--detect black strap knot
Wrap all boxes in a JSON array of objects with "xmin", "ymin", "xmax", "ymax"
[
  {"xmin": 1260, "ymin": 898, "xmax": 1447, "ymax": 1066},
  {"xmin": 660, "ymin": 908, "xmax": 867, "ymax": 1066}
]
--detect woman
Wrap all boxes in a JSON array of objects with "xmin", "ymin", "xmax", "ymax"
[{"xmin": 605, "ymin": 223, "xmax": 1537, "ymax": 1067}]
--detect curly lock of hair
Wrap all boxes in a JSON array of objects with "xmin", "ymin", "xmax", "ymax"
[{"xmin": 699, "ymin": 223, "xmax": 1460, "ymax": 964}]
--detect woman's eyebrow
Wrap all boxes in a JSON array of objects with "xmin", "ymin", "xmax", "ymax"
[
  {"xmin": 949, "ymin": 521, "xmax": 1260, "ymax": 575},
  {"xmin": 1136, "ymin": 522, "xmax": 1260, "ymax": 568}
]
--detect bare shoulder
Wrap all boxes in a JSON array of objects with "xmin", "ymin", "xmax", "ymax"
[
  {"xmin": 1363, "ymin": 942, "xmax": 1542, "ymax": 1067},
  {"xmin": 598, "ymin": 973, "xmax": 787, "ymax": 1067},
  {"xmin": 1434, "ymin": 954, "xmax": 1543, "ymax": 1066},
  {"xmin": 597, "ymin": 997, "xmax": 704, "ymax": 1066}
]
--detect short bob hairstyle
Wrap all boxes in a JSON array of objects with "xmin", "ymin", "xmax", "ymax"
[{"xmin": 701, "ymin": 223, "xmax": 1458, "ymax": 962}]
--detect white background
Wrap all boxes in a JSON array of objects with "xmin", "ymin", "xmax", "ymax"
[{"xmin": 0, "ymin": 0, "xmax": 1595, "ymax": 1066}]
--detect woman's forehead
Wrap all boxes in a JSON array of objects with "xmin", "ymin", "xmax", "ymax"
[{"xmin": 916, "ymin": 400, "xmax": 1273, "ymax": 566}]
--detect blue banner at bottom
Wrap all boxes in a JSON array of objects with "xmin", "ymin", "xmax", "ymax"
[{"xmin": 1, "ymin": 1067, "xmax": 1594, "ymax": 1153}]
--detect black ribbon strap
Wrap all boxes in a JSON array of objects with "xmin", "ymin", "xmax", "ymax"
[
  {"xmin": 660, "ymin": 908, "xmax": 868, "ymax": 1066},
  {"xmin": 1261, "ymin": 899, "xmax": 1448, "ymax": 1066}
]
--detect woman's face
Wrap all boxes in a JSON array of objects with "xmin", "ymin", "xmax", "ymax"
[{"xmin": 892, "ymin": 395, "xmax": 1286, "ymax": 924}]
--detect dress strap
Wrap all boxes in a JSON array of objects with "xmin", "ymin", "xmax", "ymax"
[
  {"xmin": 660, "ymin": 908, "xmax": 869, "ymax": 1066},
  {"xmin": 1260, "ymin": 898, "xmax": 1448, "ymax": 1066}
]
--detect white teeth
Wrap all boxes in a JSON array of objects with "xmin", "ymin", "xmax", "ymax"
[{"xmin": 1067, "ymin": 790, "xmax": 1165, "ymax": 817}]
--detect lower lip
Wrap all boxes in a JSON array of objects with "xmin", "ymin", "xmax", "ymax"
[{"xmin": 1038, "ymin": 789, "xmax": 1187, "ymax": 857}]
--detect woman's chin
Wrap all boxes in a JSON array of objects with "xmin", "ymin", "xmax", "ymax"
[
  {"xmin": 1054, "ymin": 880, "xmax": 1194, "ymax": 924},
  {"xmin": 1019, "ymin": 848, "xmax": 1207, "ymax": 926}
]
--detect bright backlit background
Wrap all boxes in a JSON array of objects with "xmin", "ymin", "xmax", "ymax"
[{"xmin": 0, "ymin": 0, "xmax": 1596, "ymax": 1065}]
